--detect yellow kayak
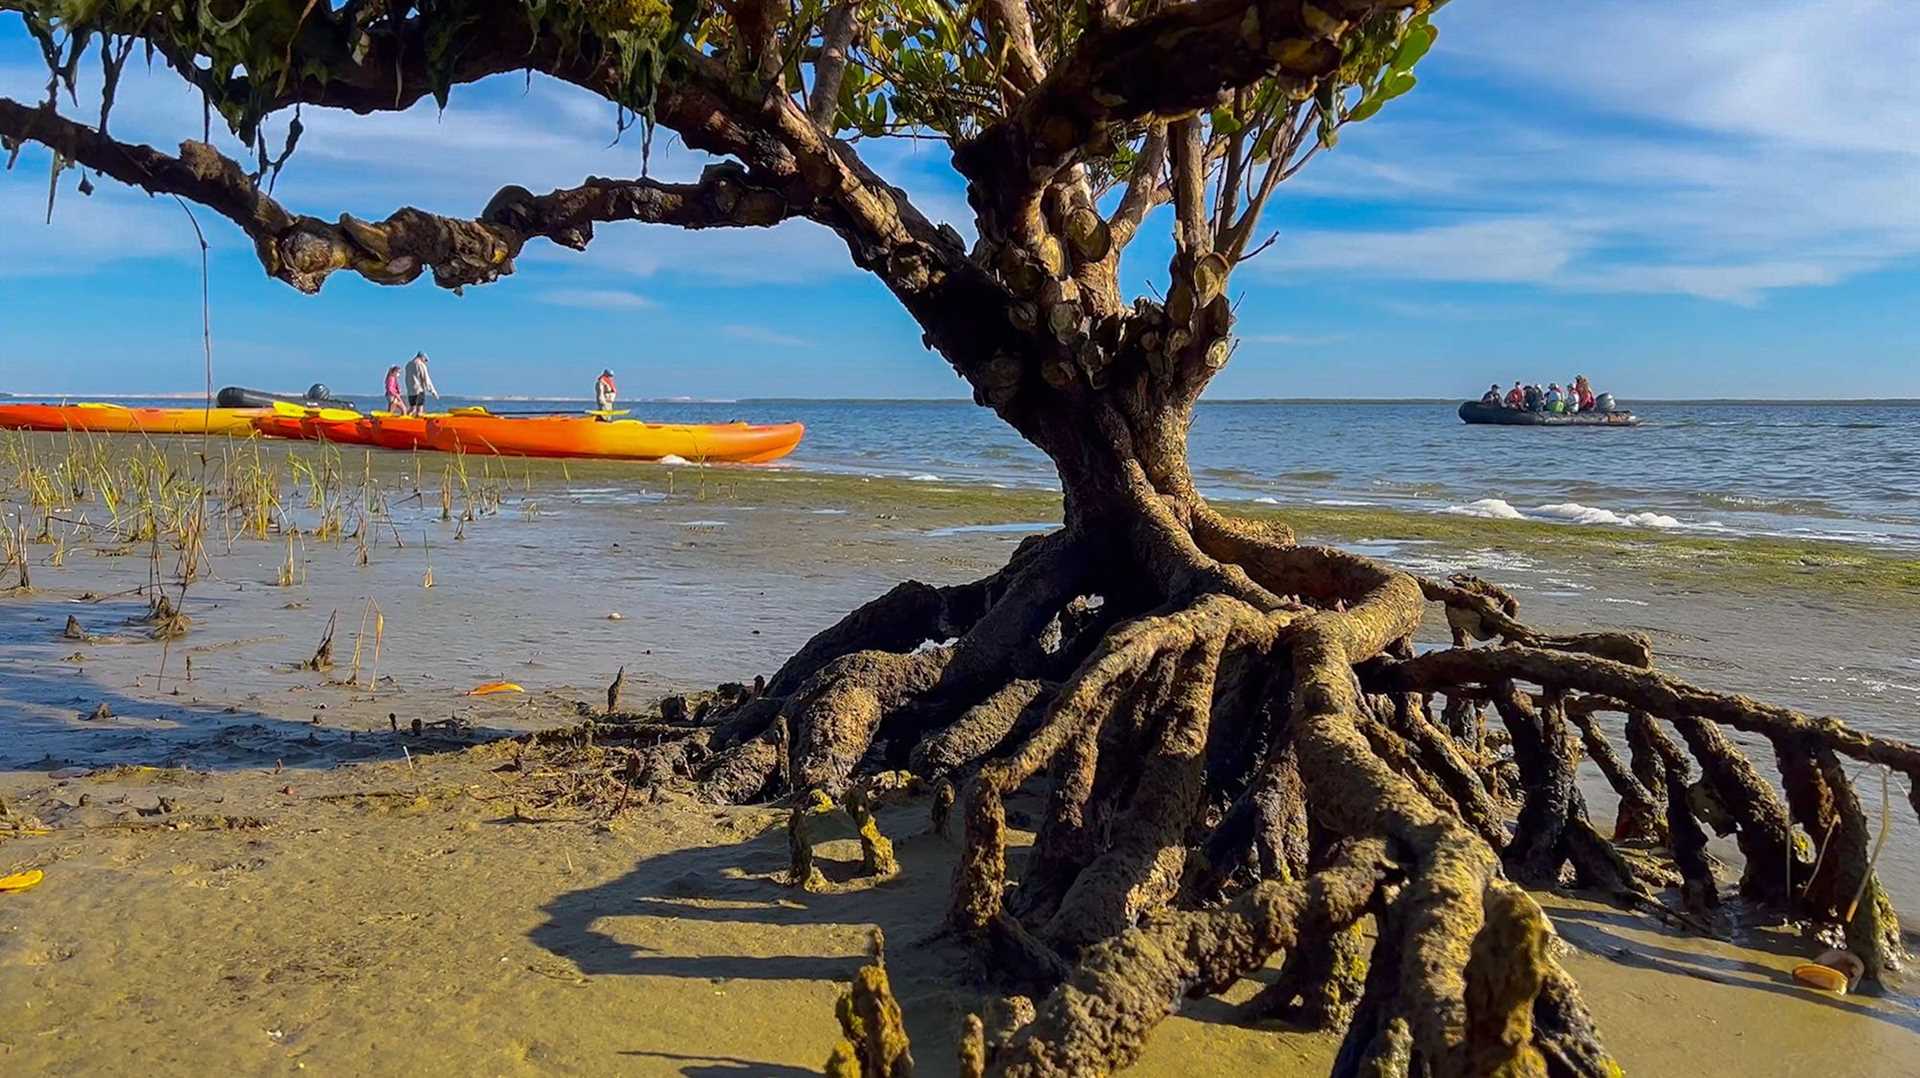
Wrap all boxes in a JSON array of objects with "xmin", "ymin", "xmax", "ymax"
[{"xmin": 0, "ymin": 402, "xmax": 265, "ymax": 435}]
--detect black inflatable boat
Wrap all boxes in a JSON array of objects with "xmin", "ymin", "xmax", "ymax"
[
  {"xmin": 216, "ymin": 384, "xmax": 348, "ymax": 409},
  {"xmin": 1458, "ymin": 401, "xmax": 1640, "ymax": 427}
]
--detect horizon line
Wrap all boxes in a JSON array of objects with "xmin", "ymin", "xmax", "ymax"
[{"xmin": 8, "ymin": 391, "xmax": 1919, "ymax": 406}]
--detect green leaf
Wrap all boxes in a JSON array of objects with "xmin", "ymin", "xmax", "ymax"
[
  {"xmin": 1381, "ymin": 71, "xmax": 1416, "ymax": 100},
  {"xmin": 1250, "ymin": 124, "xmax": 1280, "ymax": 162},
  {"xmin": 1391, "ymin": 24, "xmax": 1436, "ymax": 72},
  {"xmin": 1346, "ymin": 97, "xmax": 1384, "ymax": 123}
]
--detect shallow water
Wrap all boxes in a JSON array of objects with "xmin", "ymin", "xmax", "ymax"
[
  {"xmin": 17, "ymin": 396, "xmax": 1920, "ymax": 548},
  {"xmin": 1, "ymin": 436, "xmax": 1915, "ymax": 905}
]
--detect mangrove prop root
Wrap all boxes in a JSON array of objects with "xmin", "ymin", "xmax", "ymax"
[
  {"xmin": 826, "ymin": 930, "xmax": 916, "ymax": 1078},
  {"xmin": 1491, "ymin": 685, "xmax": 1578, "ymax": 886},
  {"xmin": 1669, "ymin": 713, "xmax": 1797, "ymax": 904},
  {"xmin": 1462, "ymin": 882, "xmax": 1550, "ymax": 1077},
  {"xmin": 1565, "ymin": 702, "xmax": 1662, "ymax": 844},
  {"xmin": 1246, "ymin": 915, "xmax": 1371, "ymax": 1030},
  {"xmin": 1812, "ymin": 747, "xmax": 1905, "ymax": 987},
  {"xmin": 1623, "ymin": 710, "xmax": 1672, "ymax": 808},
  {"xmin": 615, "ymin": 516, "xmax": 1920, "ymax": 1073}
]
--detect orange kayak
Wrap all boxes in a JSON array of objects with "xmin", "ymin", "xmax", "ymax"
[
  {"xmin": 365, "ymin": 414, "xmax": 431, "ymax": 450},
  {"xmin": 424, "ymin": 414, "xmax": 804, "ymax": 463},
  {"xmin": 250, "ymin": 404, "xmax": 479, "ymax": 450},
  {"xmin": 0, "ymin": 402, "xmax": 264, "ymax": 435},
  {"xmin": 305, "ymin": 415, "xmax": 380, "ymax": 446},
  {"xmin": 251, "ymin": 414, "xmax": 310, "ymax": 440}
]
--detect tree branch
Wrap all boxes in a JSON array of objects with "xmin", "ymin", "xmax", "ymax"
[
  {"xmin": 954, "ymin": 0, "xmax": 1417, "ymax": 235},
  {"xmin": 1108, "ymin": 123, "xmax": 1169, "ymax": 252},
  {"xmin": 984, "ymin": 0, "xmax": 1049, "ymax": 97},
  {"xmin": 0, "ymin": 97, "xmax": 807, "ymax": 294},
  {"xmin": 808, "ymin": 4, "xmax": 860, "ymax": 127}
]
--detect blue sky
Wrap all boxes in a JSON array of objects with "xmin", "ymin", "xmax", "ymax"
[{"xmin": 2, "ymin": 1, "xmax": 1916, "ymax": 399}]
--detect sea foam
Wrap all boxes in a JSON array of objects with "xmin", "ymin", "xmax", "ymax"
[{"xmin": 1443, "ymin": 498, "xmax": 1690, "ymax": 530}]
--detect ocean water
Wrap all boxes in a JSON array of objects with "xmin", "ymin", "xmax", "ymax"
[{"xmin": 11, "ymin": 395, "xmax": 1919, "ymax": 549}]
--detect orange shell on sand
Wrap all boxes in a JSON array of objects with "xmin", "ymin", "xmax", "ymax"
[
  {"xmin": 1791, "ymin": 963, "xmax": 1850, "ymax": 993},
  {"xmin": 466, "ymin": 681, "xmax": 525, "ymax": 696},
  {"xmin": 0, "ymin": 868, "xmax": 45, "ymax": 893}
]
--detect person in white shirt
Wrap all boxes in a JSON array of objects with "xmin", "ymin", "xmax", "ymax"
[{"xmin": 404, "ymin": 352, "xmax": 439, "ymax": 416}]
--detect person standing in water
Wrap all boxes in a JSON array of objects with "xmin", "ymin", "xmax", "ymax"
[
  {"xmin": 383, "ymin": 366, "xmax": 405, "ymax": 414},
  {"xmin": 593, "ymin": 369, "xmax": 617, "ymax": 420},
  {"xmin": 404, "ymin": 352, "xmax": 438, "ymax": 416}
]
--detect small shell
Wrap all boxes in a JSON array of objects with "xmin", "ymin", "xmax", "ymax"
[{"xmin": 1792, "ymin": 962, "xmax": 1850, "ymax": 993}]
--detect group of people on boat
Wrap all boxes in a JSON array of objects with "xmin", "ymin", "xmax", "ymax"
[
  {"xmin": 377, "ymin": 354, "xmax": 620, "ymax": 420},
  {"xmin": 1482, "ymin": 374, "xmax": 1605, "ymax": 415}
]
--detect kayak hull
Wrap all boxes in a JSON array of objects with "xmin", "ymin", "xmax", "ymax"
[
  {"xmin": 251, "ymin": 415, "xmax": 310, "ymax": 440},
  {"xmin": 304, "ymin": 416, "xmax": 381, "ymax": 446},
  {"xmin": 425, "ymin": 415, "xmax": 805, "ymax": 462},
  {"xmin": 1458, "ymin": 401, "xmax": 1640, "ymax": 427},
  {"xmin": 365, "ymin": 415, "xmax": 431, "ymax": 450},
  {"xmin": 0, "ymin": 403, "xmax": 265, "ymax": 435}
]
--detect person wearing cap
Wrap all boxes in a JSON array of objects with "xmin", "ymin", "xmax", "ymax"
[
  {"xmin": 1480, "ymin": 383, "xmax": 1501, "ymax": 405},
  {"xmin": 593, "ymin": 369, "xmax": 618, "ymax": 420},
  {"xmin": 404, "ymin": 351, "xmax": 438, "ymax": 416}
]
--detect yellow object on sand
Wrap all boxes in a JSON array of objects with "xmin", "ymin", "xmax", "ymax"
[
  {"xmin": 0, "ymin": 868, "xmax": 45, "ymax": 893},
  {"xmin": 466, "ymin": 681, "xmax": 525, "ymax": 696},
  {"xmin": 1791, "ymin": 962, "xmax": 1850, "ymax": 993}
]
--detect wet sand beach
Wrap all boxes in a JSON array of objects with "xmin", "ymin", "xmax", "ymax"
[{"xmin": 3, "ymin": 432, "xmax": 1919, "ymax": 1074}]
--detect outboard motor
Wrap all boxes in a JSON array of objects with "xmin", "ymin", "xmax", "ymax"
[
  {"xmin": 1595, "ymin": 392, "xmax": 1617, "ymax": 413},
  {"xmin": 305, "ymin": 383, "xmax": 332, "ymax": 402}
]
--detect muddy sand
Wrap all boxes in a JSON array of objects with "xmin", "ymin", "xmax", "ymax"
[{"xmin": 3, "ymin": 434, "xmax": 1918, "ymax": 1074}]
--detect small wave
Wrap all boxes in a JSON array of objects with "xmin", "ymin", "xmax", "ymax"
[
  {"xmin": 1443, "ymin": 498, "xmax": 1695, "ymax": 530},
  {"xmin": 1282, "ymin": 470, "xmax": 1341, "ymax": 482},
  {"xmin": 1443, "ymin": 498, "xmax": 1527, "ymax": 521},
  {"xmin": 657, "ymin": 454, "xmax": 690, "ymax": 465},
  {"xmin": 1534, "ymin": 503, "xmax": 1683, "ymax": 529},
  {"xmin": 1602, "ymin": 597, "xmax": 1651, "ymax": 606},
  {"xmin": 677, "ymin": 519, "xmax": 728, "ymax": 527},
  {"xmin": 809, "ymin": 508, "xmax": 849, "ymax": 515},
  {"xmin": 1314, "ymin": 499, "xmax": 1372, "ymax": 507},
  {"xmin": 1254, "ymin": 496, "xmax": 1280, "ymax": 504},
  {"xmin": 908, "ymin": 473, "xmax": 942, "ymax": 482}
]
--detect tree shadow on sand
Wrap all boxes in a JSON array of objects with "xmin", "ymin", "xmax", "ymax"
[
  {"xmin": 1547, "ymin": 902, "xmax": 1920, "ymax": 1037},
  {"xmin": 529, "ymin": 800, "xmax": 994, "ymax": 1074}
]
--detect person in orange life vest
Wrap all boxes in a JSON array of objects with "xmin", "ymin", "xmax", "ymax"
[{"xmin": 594, "ymin": 370, "xmax": 618, "ymax": 420}]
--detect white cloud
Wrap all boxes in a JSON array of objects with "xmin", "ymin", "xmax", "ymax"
[
  {"xmin": 1266, "ymin": 1, "xmax": 1920, "ymax": 304},
  {"xmin": 1568, "ymin": 260, "xmax": 1851, "ymax": 307},
  {"xmin": 534, "ymin": 288, "xmax": 655, "ymax": 310},
  {"xmin": 722, "ymin": 324, "xmax": 809, "ymax": 348},
  {"xmin": 1272, "ymin": 219, "xmax": 1582, "ymax": 284},
  {"xmin": 534, "ymin": 217, "xmax": 858, "ymax": 285},
  {"xmin": 0, "ymin": 180, "xmax": 188, "ymax": 275}
]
